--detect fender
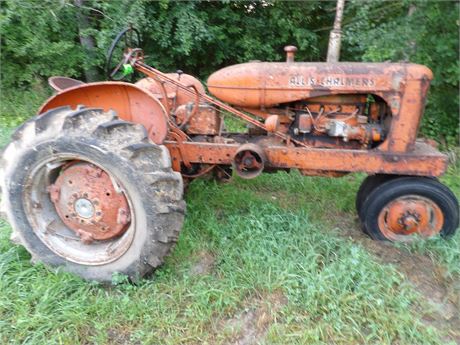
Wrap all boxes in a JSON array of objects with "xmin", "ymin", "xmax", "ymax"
[{"xmin": 39, "ymin": 81, "xmax": 168, "ymax": 144}]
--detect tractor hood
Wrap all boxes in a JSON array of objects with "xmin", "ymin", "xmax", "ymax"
[{"xmin": 207, "ymin": 62, "xmax": 433, "ymax": 108}]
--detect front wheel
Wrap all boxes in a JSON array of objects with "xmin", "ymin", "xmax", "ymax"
[
  {"xmin": 0, "ymin": 106, "xmax": 185, "ymax": 282},
  {"xmin": 355, "ymin": 174, "xmax": 398, "ymax": 219},
  {"xmin": 360, "ymin": 177, "xmax": 459, "ymax": 242}
]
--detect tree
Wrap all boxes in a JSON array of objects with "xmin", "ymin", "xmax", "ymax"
[
  {"xmin": 326, "ymin": 0, "xmax": 345, "ymax": 62},
  {"xmin": 1, "ymin": 0, "xmax": 331, "ymax": 84},
  {"xmin": 74, "ymin": 0, "xmax": 101, "ymax": 81},
  {"xmin": 0, "ymin": 1, "xmax": 85, "ymax": 86},
  {"xmin": 343, "ymin": 0, "xmax": 459, "ymax": 146},
  {"xmin": 94, "ymin": 0, "xmax": 332, "ymax": 78}
]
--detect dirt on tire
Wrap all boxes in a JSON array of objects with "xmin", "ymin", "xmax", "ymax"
[{"xmin": 0, "ymin": 106, "xmax": 185, "ymax": 282}]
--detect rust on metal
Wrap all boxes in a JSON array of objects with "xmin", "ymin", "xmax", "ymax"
[
  {"xmin": 265, "ymin": 115, "xmax": 280, "ymax": 133},
  {"xmin": 233, "ymin": 143, "xmax": 266, "ymax": 179},
  {"xmin": 49, "ymin": 161, "xmax": 131, "ymax": 243},
  {"xmin": 284, "ymin": 45, "xmax": 298, "ymax": 63},
  {"xmin": 175, "ymin": 103, "xmax": 221, "ymax": 135},
  {"xmin": 42, "ymin": 43, "xmax": 445, "ymax": 182},
  {"xmin": 163, "ymin": 141, "xmax": 448, "ymax": 177},
  {"xmin": 134, "ymin": 62, "xmax": 309, "ymax": 148},
  {"xmin": 39, "ymin": 82, "xmax": 169, "ymax": 144},
  {"xmin": 135, "ymin": 73, "xmax": 205, "ymax": 108},
  {"xmin": 377, "ymin": 195, "xmax": 444, "ymax": 241},
  {"xmin": 206, "ymin": 61, "xmax": 432, "ymax": 153},
  {"xmin": 206, "ymin": 62, "xmax": 432, "ymax": 108}
]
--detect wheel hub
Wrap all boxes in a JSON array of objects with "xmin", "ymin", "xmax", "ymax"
[
  {"xmin": 48, "ymin": 162, "xmax": 131, "ymax": 244},
  {"xmin": 74, "ymin": 198, "xmax": 95, "ymax": 218},
  {"xmin": 378, "ymin": 195, "xmax": 444, "ymax": 239}
]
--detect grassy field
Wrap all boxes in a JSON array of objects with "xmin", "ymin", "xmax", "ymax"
[{"xmin": 0, "ymin": 91, "xmax": 459, "ymax": 344}]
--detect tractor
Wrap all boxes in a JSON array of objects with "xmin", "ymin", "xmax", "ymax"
[{"xmin": 0, "ymin": 28, "xmax": 458, "ymax": 282}]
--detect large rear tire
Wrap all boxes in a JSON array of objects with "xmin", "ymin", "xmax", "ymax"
[{"xmin": 0, "ymin": 106, "xmax": 185, "ymax": 282}]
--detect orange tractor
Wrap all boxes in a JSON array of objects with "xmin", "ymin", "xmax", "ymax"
[{"xmin": 1, "ymin": 28, "xmax": 458, "ymax": 281}]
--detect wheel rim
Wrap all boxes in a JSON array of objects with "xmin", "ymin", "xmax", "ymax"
[
  {"xmin": 377, "ymin": 195, "xmax": 444, "ymax": 241},
  {"xmin": 23, "ymin": 155, "xmax": 135, "ymax": 265}
]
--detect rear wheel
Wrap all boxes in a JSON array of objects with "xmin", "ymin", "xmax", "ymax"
[
  {"xmin": 0, "ymin": 106, "xmax": 185, "ymax": 282},
  {"xmin": 360, "ymin": 177, "xmax": 458, "ymax": 242}
]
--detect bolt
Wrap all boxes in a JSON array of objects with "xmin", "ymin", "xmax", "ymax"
[
  {"xmin": 244, "ymin": 157, "xmax": 254, "ymax": 166},
  {"xmin": 401, "ymin": 214, "xmax": 418, "ymax": 232}
]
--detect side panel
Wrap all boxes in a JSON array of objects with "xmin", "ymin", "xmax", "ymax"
[{"xmin": 39, "ymin": 82, "xmax": 168, "ymax": 144}]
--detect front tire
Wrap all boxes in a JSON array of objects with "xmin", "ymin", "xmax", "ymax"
[
  {"xmin": 355, "ymin": 174, "xmax": 398, "ymax": 219},
  {"xmin": 0, "ymin": 106, "xmax": 185, "ymax": 282},
  {"xmin": 360, "ymin": 177, "xmax": 458, "ymax": 242}
]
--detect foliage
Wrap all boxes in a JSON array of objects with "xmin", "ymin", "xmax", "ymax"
[
  {"xmin": 0, "ymin": 88, "xmax": 50, "ymax": 129},
  {"xmin": 84, "ymin": 0, "xmax": 331, "ymax": 77},
  {"xmin": 0, "ymin": 0, "xmax": 330, "ymax": 84},
  {"xmin": 0, "ymin": 1, "xmax": 89, "ymax": 86}
]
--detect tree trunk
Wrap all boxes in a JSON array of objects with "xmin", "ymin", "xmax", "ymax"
[
  {"xmin": 326, "ymin": 0, "xmax": 346, "ymax": 62},
  {"xmin": 74, "ymin": 0, "xmax": 101, "ymax": 82},
  {"xmin": 405, "ymin": 3, "xmax": 417, "ymax": 61}
]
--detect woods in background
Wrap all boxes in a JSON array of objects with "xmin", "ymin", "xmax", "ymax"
[{"xmin": 1, "ymin": 0, "xmax": 458, "ymax": 145}]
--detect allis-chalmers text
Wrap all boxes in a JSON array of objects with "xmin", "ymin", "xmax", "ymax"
[{"xmin": 289, "ymin": 75, "xmax": 376, "ymax": 88}]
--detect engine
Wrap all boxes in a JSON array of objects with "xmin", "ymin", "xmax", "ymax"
[
  {"xmin": 170, "ymin": 93, "xmax": 388, "ymax": 150},
  {"xmin": 287, "ymin": 94, "xmax": 388, "ymax": 148}
]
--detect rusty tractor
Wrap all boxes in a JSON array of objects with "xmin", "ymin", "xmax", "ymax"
[{"xmin": 0, "ymin": 28, "xmax": 458, "ymax": 282}]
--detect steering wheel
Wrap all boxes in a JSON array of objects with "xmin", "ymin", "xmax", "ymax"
[{"xmin": 106, "ymin": 27, "xmax": 141, "ymax": 81}]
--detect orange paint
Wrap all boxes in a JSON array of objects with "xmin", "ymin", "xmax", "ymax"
[{"xmin": 39, "ymin": 82, "xmax": 168, "ymax": 144}]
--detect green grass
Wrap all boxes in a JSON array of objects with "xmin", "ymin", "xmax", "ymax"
[
  {"xmin": 0, "ymin": 92, "xmax": 459, "ymax": 344},
  {"xmin": 0, "ymin": 88, "xmax": 50, "ymax": 127},
  {"xmin": 1, "ymin": 174, "xmax": 458, "ymax": 344}
]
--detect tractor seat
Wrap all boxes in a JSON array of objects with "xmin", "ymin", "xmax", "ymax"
[{"xmin": 48, "ymin": 76, "xmax": 85, "ymax": 92}]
